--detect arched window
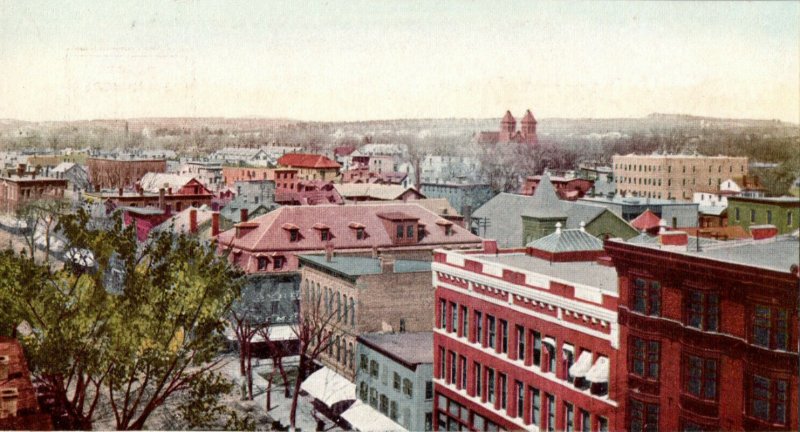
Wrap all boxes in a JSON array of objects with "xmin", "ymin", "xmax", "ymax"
[
  {"xmin": 349, "ymin": 342, "xmax": 355, "ymax": 369},
  {"xmin": 343, "ymin": 295, "xmax": 349, "ymax": 322},
  {"xmin": 324, "ymin": 289, "xmax": 329, "ymax": 313},
  {"xmin": 335, "ymin": 336, "xmax": 341, "ymax": 362},
  {"xmin": 350, "ymin": 298, "xmax": 356, "ymax": 326},
  {"xmin": 336, "ymin": 292, "xmax": 341, "ymax": 321}
]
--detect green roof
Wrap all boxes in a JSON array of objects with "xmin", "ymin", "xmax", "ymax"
[
  {"xmin": 526, "ymin": 228, "xmax": 603, "ymax": 253},
  {"xmin": 298, "ymin": 254, "xmax": 431, "ymax": 278}
]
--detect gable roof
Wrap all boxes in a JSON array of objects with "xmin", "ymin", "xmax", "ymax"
[
  {"xmin": 277, "ymin": 153, "xmax": 341, "ymax": 169},
  {"xmin": 216, "ymin": 202, "xmax": 482, "ymax": 254},
  {"xmin": 630, "ymin": 209, "xmax": 662, "ymax": 231},
  {"xmin": 151, "ymin": 206, "xmax": 215, "ymax": 235},
  {"xmin": 139, "ymin": 173, "xmax": 197, "ymax": 193},
  {"xmin": 334, "ymin": 183, "xmax": 423, "ymax": 201}
]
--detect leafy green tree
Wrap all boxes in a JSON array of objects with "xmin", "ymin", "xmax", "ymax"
[{"xmin": 0, "ymin": 209, "xmax": 248, "ymax": 430}]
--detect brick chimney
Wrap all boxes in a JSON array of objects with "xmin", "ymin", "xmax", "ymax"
[
  {"xmin": 0, "ymin": 355, "xmax": 8, "ymax": 380},
  {"xmin": 211, "ymin": 212, "xmax": 220, "ymax": 237},
  {"xmin": 240, "ymin": 208, "xmax": 248, "ymax": 223},
  {"xmin": 325, "ymin": 242, "xmax": 334, "ymax": 262},
  {"xmin": 750, "ymin": 224, "xmax": 778, "ymax": 242},
  {"xmin": 189, "ymin": 208, "xmax": 198, "ymax": 233},
  {"xmin": 379, "ymin": 255, "xmax": 395, "ymax": 273},
  {"xmin": 1, "ymin": 387, "xmax": 19, "ymax": 417},
  {"xmin": 159, "ymin": 188, "xmax": 166, "ymax": 210},
  {"xmin": 659, "ymin": 231, "xmax": 688, "ymax": 251},
  {"xmin": 371, "ymin": 245, "xmax": 379, "ymax": 258},
  {"xmin": 16, "ymin": 164, "xmax": 25, "ymax": 177}
]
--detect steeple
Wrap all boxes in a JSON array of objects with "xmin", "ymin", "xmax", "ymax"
[
  {"xmin": 520, "ymin": 109, "xmax": 538, "ymax": 144},
  {"xmin": 499, "ymin": 110, "xmax": 517, "ymax": 141}
]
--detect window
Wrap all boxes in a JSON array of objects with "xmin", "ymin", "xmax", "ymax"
[
  {"xmin": 580, "ymin": 410, "xmax": 590, "ymax": 432},
  {"xmin": 445, "ymin": 225, "xmax": 453, "ymax": 236},
  {"xmin": 526, "ymin": 387, "xmax": 540, "ymax": 426},
  {"xmin": 533, "ymin": 331, "xmax": 542, "ymax": 366},
  {"xmin": 425, "ymin": 381, "xmax": 433, "ymax": 399},
  {"xmin": 499, "ymin": 373, "xmax": 507, "ymax": 410},
  {"xmin": 475, "ymin": 311, "xmax": 483, "ymax": 344},
  {"xmin": 407, "ymin": 224, "xmax": 414, "ymax": 239},
  {"xmin": 767, "ymin": 210, "xmax": 772, "ymax": 224},
  {"xmin": 257, "ymin": 257, "xmax": 268, "ymax": 270},
  {"xmin": 393, "ymin": 372, "xmax": 401, "ymax": 390},
  {"xmin": 438, "ymin": 347, "xmax": 445, "ymax": 379},
  {"xmin": 379, "ymin": 394, "xmax": 388, "ymax": 414},
  {"xmin": 515, "ymin": 381, "xmax": 524, "ymax": 419},
  {"xmin": 448, "ymin": 351, "xmax": 456, "ymax": 384},
  {"xmin": 486, "ymin": 368, "xmax": 495, "ymax": 404},
  {"xmin": 686, "ymin": 291, "xmax": 719, "ymax": 331},
  {"xmin": 500, "ymin": 320, "xmax": 508, "ymax": 354},
  {"xmin": 631, "ymin": 337, "xmax": 660, "ymax": 380},
  {"xmin": 749, "ymin": 374, "xmax": 788, "ymax": 425},
  {"xmin": 389, "ymin": 400, "xmax": 398, "ymax": 421},
  {"xmin": 369, "ymin": 388, "xmax": 378, "ymax": 408},
  {"xmin": 487, "ymin": 315, "xmax": 496, "ymax": 349},
  {"xmin": 273, "ymin": 256, "xmax": 285, "ymax": 270},
  {"xmin": 417, "ymin": 225, "xmax": 426, "ymax": 240},
  {"xmin": 460, "ymin": 306, "xmax": 468, "ymax": 337},
  {"xmin": 735, "ymin": 207, "xmax": 740, "ymax": 222},
  {"xmin": 271, "ymin": 301, "xmax": 279, "ymax": 315},
  {"xmin": 359, "ymin": 382, "xmax": 368, "ymax": 401},
  {"xmin": 788, "ymin": 211, "xmax": 793, "ymax": 226},
  {"xmin": 565, "ymin": 403, "xmax": 574, "ymax": 432},
  {"xmin": 563, "ymin": 345, "xmax": 575, "ymax": 382},
  {"xmin": 546, "ymin": 394, "xmax": 555, "ymax": 432},
  {"xmin": 474, "ymin": 363, "xmax": 482, "ymax": 398},
  {"xmin": 360, "ymin": 354, "xmax": 368, "ymax": 371},
  {"xmin": 632, "ymin": 278, "xmax": 661, "ymax": 316},
  {"xmin": 450, "ymin": 302, "xmax": 458, "ymax": 333},
  {"xmin": 399, "ymin": 319, "xmax": 406, "ymax": 333},
  {"xmin": 403, "ymin": 378, "xmax": 413, "ymax": 397},
  {"xmin": 753, "ymin": 305, "xmax": 788, "ymax": 350},
  {"xmin": 598, "ymin": 416, "xmax": 608, "ymax": 432},
  {"xmin": 516, "ymin": 325, "xmax": 526, "ymax": 362},
  {"xmin": 320, "ymin": 229, "xmax": 331, "ymax": 241},
  {"xmin": 750, "ymin": 209, "xmax": 756, "ymax": 223},
  {"xmin": 289, "ymin": 229, "xmax": 299, "ymax": 242},
  {"xmin": 425, "ymin": 413, "xmax": 432, "ymax": 432},
  {"xmin": 370, "ymin": 360, "xmax": 379, "ymax": 378},
  {"xmin": 397, "ymin": 224, "xmax": 404, "ymax": 238},
  {"xmin": 459, "ymin": 356, "xmax": 467, "ymax": 390},
  {"xmin": 684, "ymin": 355, "xmax": 717, "ymax": 400},
  {"xmin": 630, "ymin": 399, "xmax": 659, "ymax": 432},
  {"xmin": 439, "ymin": 300, "xmax": 447, "ymax": 329}
]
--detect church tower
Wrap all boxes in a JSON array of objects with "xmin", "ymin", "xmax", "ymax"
[
  {"xmin": 520, "ymin": 109, "xmax": 538, "ymax": 145},
  {"xmin": 499, "ymin": 110, "xmax": 517, "ymax": 142}
]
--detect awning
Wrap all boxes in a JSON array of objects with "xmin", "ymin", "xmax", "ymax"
[
  {"xmin": 562, "ymin": 343, "xmax": 574, "ymax": 353},
  {"xmin": 585, "ymin": 356, "xmax": 609, "ymax": 383},
  {"xmin": 542, "ymin": 337, "xmax": 556, "ymax": 348},
  {"xmin": 224, "ymin": 324, "xmax": 298, "ymax": 343},
  {"xmin": 300, "ymin": 367, "xmax": 355, "ymax": 407},
  {"xmin": 569, "ymin": 351, "xmax": 593, "ymax": 378},
  {"xmin": 341, "ymin": 400, "xmax": 407, "ymax": 432}
]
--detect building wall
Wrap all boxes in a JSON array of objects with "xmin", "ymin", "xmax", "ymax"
[
  {"xmin": 521, "ymin": 216, "xmax": 566, "ymax": 245},
  {"xmin": 585, "ymin": 212, "xmax": 640, "ymax": 240},
  {"xmin": 0, "ymin": 177, "xmax": 68, "ymax": 213},
  {"xmin": 606, "ymin": 241, "xmax": 799, "ymax": 431},
  {"xmin": 727, "ymin": 198, "xmax": 799, "ymax": 234},
  {"xmin": 421, "ymin": 184, "xmax": 495, "ymax": 217},
  {"xmin": 613, "ymin": 155, "xmax": 748, "ymax": 202},
  {"xmin": 87, "ymin": 158, "xmax": 167, "ymax": 190},
  {"xmin": 432, "ymin": 250, "xmax": 621, "ymax": 432},
  {"xmin": 355, "ymin": 342, "xmax": 434, "ymax": 431}
]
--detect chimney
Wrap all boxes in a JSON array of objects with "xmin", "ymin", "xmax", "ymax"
[
  {"xmin": 750, "ymin": 224, "xmax": 778, "ymax": 242},
  {"xmin": 659, "ymin": 231, "xmax": 689, "ymax": 251},
  {"xmin": 482, "ymin": 239, "xmax": 498, "ymax": 254},
  {"xmin": 1, "ymin": 387, "xmax": 18, "ymax": 418},
  {"xmin": 167, "ymin": 187, "xmax": 172, "ymax": 195},
  {"xmin": 325, "ymin": 242, "xmax": 334, "ymax": 262},
  {"xmin": 16, "ymin": 164, "xmax": 25, "ymax": 177},
  {"xmin": 211, "ymin": 212, "xmax": 220, "ymax": 237},
  {"xmin": 579, "ymin": 221, "xmax": 586, "ymax": 232},
  {"xmin": 189, "ymin": 208, "xmax": 198, "ymax": 233},
  {"xmin": 159, "ymin": 188, "xmax": 166, "ymax": 210},
  {"xmin": 379, "ymin": 255, "xmax": 395, "ymax": 273},
  {"xmin": 118, "ymin": 187, "xmax": 123, "ymax": 197},
  {"xmin": 0, "ymin": 355, "xmax": 8, "ymax": 380},
  {"xmin": 371, "ymin": 245, "xmax": 379, "ymax": 259},
  {"xmin": 240, "ymin": 208, "xmax": 248, "ymax": 223}
]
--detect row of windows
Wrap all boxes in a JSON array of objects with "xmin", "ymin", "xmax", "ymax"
[
  {"xmin": 286, "ymin": 226, "xmax": 367, "ymax": 242},
  {"xmin": 734, "ymin": 207, "xmax": 795, "ymax": 226},
  {"xmin": 359, "ymin": 354, "xmax": 428, "ymax": 400},
  {"xmin": 357, "ymin": 383, "xmax": 417, "ymax": 428},
  {"xmin": 303, "ymin": 280, "xmax": 356, "ymax": 326},
  {"xmin": 615, "ymin": 163, "xmax": 744, "ymax": 174},
  {"xmin": 328, "ymin": 335, "xmax": 354, "ymax": 371},
  {"xmin": 629, "ymin": 279, "xmax": 789, "ymax": 350},
  {"xmin": 439, "ymin": 300, "xmax": 609, "ymax": 394}
]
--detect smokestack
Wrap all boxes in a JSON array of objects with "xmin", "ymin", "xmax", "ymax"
[
  {"xmin": 240, "ymin": 208, "xmax": 248, "ymax": 223},
  {"xmin": 159, "ymin": 188, "xmax": 165, "ymax": 210},
  {"xmin": 167, "ymin": 187, "xmax": 172, "ymax": 195},
  {"xmin": 325, "ymin": 242, "xmax": 334, "ymax": 262},
  {"xmin": 211, "ymin": 212, "xmax": 220, "ymax": 237},
  {"xmin": 189, "ymin": 208, "xmax": 198, "ymax": 233}
]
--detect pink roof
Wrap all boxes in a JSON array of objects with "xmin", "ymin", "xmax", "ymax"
[
  {"xmin": 631, "ymin": 209, "xmax": 662, "ymax": 231},
  {"xmin": 216, "ymin": 202, "xmax": 482, "ymax": 254},
  {"xmin": 521, "ymin": 109, "xmax": 537, "ymax": 124},
  {"xmin": 277, "ymin": 153, "xmax": 341, "ymax": 169},
  {"xmin": 501, "ymin": 110, "xmax": 516, "ymax": 123}
]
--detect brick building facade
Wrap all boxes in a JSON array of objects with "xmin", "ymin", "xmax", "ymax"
[
  {"xmin": 86, "ymin": 157, "xmax": 167, "ymax": 190},
  {"xmin": 0, "ymin": 171, "xmax": 67, "ymax": 213}
]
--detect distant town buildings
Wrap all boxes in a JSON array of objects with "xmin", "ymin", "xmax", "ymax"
[
  {"xmin": 476, "ymin": 110, "xmax": 538, "ymax": 145},
  {"xmin": 420, "ymin": 181, "xmax": 494, "ymax": 220},
  {"xmin": 612, "ymin": 154, "xmax": 749, "ymax": 201},
  {"xmin": 87, "ymin": 157, "xmax": 167, "ymax": 190},
  {"xmin": 277, "ymin": 153, "xmax": 341, "ymax": 181},
  {"xmin": 0, "ymin": 166, "xmax": 68, "ymax": 213},
  {"xmin": 520, "ymin": 175, "xmax": 594, "ymax": 201}
]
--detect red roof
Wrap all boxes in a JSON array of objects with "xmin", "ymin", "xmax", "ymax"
[
  {"xmin": 630, "ymin": 209, "xmax": 662, "ymax": 231},
  {"xmin": 521, "ymin": 109, "xmax": 537, "ymax": 124},
  {"xmin": 501, "ymin": 110, "xmax": 516, "ymax": 123},
  {"xmin": 277, "ymin": 153, "xmax": 341, "ymax": 169}
]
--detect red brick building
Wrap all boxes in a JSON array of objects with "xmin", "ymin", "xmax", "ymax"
[
  {"xmin": 432, "ymin": 229, "xmax": 621, "ymax": 431},
  {"xmin": 0, "ymin": 337, "xmax": 52, "ymax": 430},
  {"xmin": 605, "ymin": 227, "xmax": 799, "ymax": 431},
  {"xmin": 0, "ymin": 172, "xmax": 67, "ymax": 213},
  {"xmin": 521, "ymin": 176, "xmax": 595, "ymax": 201},
  {"xmin": 277, "ymin": 153, "xmax": 341, "ymax": 181},
  {"xmin": 222, "ymin": 166, "xmax": 298, "ymax": 190},
  {"xmin": 85, "ymin": 176, "xmax": 214, "ymax": 214},
  {"xmin": 476, "ymin": 110, "xmax": 538, "ymax": 145},
  {"xmin": 86, "ymin": 157, "xmax": 166, "ymax": 190}
]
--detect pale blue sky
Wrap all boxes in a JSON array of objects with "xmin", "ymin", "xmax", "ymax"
[{"xmin": 1, "ymin": 1, "xmax": 798, "ymax": 122}]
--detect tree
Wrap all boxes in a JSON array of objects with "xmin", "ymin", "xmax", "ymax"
[
  {"xmin": 229, "ymin": 285, "xmax": 273, "ymax": 401},
  {"xmin": 15, "ymin": 198, "xmax": 71, "ymax": 263},
  {"xmin": 0, "ymin": 208, "xmax": 248, "ymax": 430}
]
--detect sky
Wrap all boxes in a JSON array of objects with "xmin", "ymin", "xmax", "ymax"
[{"xmin": 1, "ymin": 1, "xmax": 798, "ymax": 122}]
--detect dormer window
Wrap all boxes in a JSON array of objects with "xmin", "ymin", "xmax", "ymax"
[
  {"xmin": 273, "ymin": 256, "xmax": 285, "ymax": 270},
  {"xmin": 282, "ymin": 223, "xmax": 301, "ymax": 242},
  {"xmin": 445, "ymin": 225, "xmax": 453, "ymax": 236},
  {"xmin": 257, "ymin": 256, "xmax": 268, "ymax": 270},
  {"xmin": 406, "ymin": 225, "xmax": 414, "ymax": 239},
  {"xmin": 436, "ymin": 219, "xmax": 454, "ymax": 236},
  {"xmin": 418, "ymin": 224, "xmax": 427, "ymax": 240},
  {"xmin": 397, "ymin": 224, "xmax": 404, "ymax": 238},
  {"xmin": 321, "ymin": 229, "xmax": 331, "ymax": 241},
  {"xmin": 349, "ymin": 222, "xmax": 367, "ymax": 240}
]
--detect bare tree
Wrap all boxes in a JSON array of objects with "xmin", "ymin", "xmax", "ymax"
[
  {"xmin": 16, "ymin": 198, "xmax": 71, "ymax": 263},
  {"xmin": 229, "ymin": 292, "xmax": 271, "ymax": 401}
]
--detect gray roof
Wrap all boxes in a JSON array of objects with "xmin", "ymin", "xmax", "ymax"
[
  {"xmin": 358, "ymin": 332, "xmax": 434, "ymax": 366},
  {"xmin": 477, "ymin": 253, "xmax": 618, "ymax": 294},
  {"xmin": 698, "ymin": 205, "xmax": 727, "ymax": 216},
  {"xmin": 524, "ymin": 175, "xmax": 567, "ymax": 219},
  {"xmin": 298, "ymin": 255, "xmax": 431, "ymax": 278},
  {"xmin": 627, "ymin": 232, "xmax": 720, "ymax": 250},
  {"xmin": 527, "ymin": 228, "xmax": 604, "ymax": 252}
]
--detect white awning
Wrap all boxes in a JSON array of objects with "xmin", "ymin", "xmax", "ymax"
[
  {"xmin": 585, "ymin": 356, "xmax": 609, "ymax": 383},
  {"xmin": 224, "ymin": 324, "xmax": 298, "ymax": 343},
  {"xmin": 341, "ymin": 400, "xmax": 408, "ymax": 432},
  {"xmin": 562, "ymin": 343, "xmax": 574, "ymax": 353},
  {"xmin": 300, "ymin": 366, "xmax": 355, "ymax": 407},
  {"xmin": 569, "ymin": 351, "xmax": 593, "ymax": 378},
  {"xmin": 542, "ymin": 337, "xmax": 556, "ymax": 348}
]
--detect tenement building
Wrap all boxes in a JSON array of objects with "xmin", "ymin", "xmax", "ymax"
[
  {"xmin": 612, "ymin": 154, "xmax": 748, "ymax": 201},
  {"xmin": 0, "ymin": 169, "xmax": 67, "ymax": 213},
  {"xmin": 432, "ymin": 229, "xmax": 621, "ymax": 431},
  {"xmin": 605, "ymin": 226, "xmax": 799, "ymax": 431}
]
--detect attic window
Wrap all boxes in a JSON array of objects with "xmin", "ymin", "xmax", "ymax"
[
  {"xmin": 273, "ymin": 256, "xmax": 285, "ymax": 270},
  {"xmin": 321, "ymin": 229, "xmax": 332, "ymax": 241},
  {"xmin": 257, "ymin": 257, "xmax": 268, "ymax": 271},
  {"xmin": 356, "ymin": 228, "xmax": 365, "ymax": 240},
  {"xmin": 436, "ymin": 219, "xmax": 454, "ymax": 236},
  {"xmin": 418, "ymin": 224, "xmax": 427, "ymax": 240}
]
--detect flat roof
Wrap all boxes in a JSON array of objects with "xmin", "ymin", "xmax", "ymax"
[
  {"xmin": 474, "ymin": 253, "xmax": 618, "ymax": 294},
  {"xmin": 358, "ymin": 332, "xmax": 434, "ymax": 366},
  {"xmin": 299, "ymin": 254, "xmax": 431, "ymax": 277},
  {"xmin": 580, "ymin": 196, "xmax": 697, "ymax": 207}
]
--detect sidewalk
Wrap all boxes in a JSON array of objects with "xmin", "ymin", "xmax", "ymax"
[{"xmin": 219, "ymin": 354, "xmax": 343, "ymax": 431}]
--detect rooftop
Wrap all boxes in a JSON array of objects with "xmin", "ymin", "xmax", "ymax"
[
  {"xmin": 299, "ymin": 254, "xmax": 430, "ymax": 278},
  {"xmin": 277, "ymin": 153, "xmax": 341, "ymax": 169},
  {"xmin": 475, "ymin": 252, "xmax": 618, "ymax": 294},
  {"xmin": 527, "ymin": 227, "xmax": 604, "ymax": 253},
  {"xmin": 727, "ymin": 196, "xmax": 800, "ymax": 204},
  {"xmin": 358, "ymin": 332, "xmax": 434, "ymax": 367},
  {"xmin": 580, "ymin": 196, "xmax": 698, "ymax": 207}
]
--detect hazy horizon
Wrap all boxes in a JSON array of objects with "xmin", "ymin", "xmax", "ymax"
[{"xmin": 2, "ymin": 1, "xmax": 798, "ymax": 123}]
